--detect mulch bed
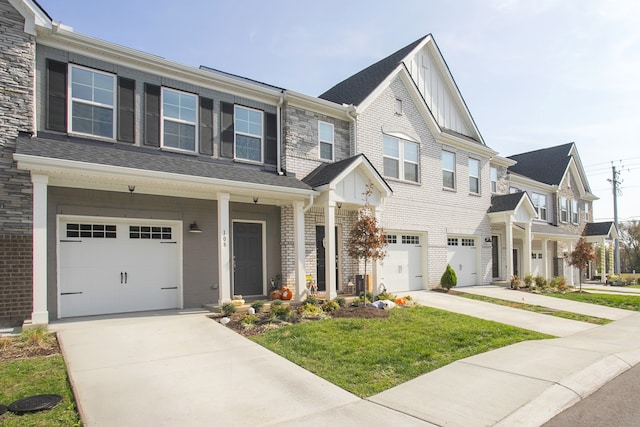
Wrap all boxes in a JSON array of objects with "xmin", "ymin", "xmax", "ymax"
[{"xmin": 217, "ymin": 305, "xmax": 390, "ymax": 337}]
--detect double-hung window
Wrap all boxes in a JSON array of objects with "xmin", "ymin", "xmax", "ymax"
[
  {"xmin": 319, "ymin": 121, "xmax": 334, "ymax": 161},
  {"xmin": 560, "ymin": 197, "xmax": 568, "ymax": 223},
  {"xmin": 69, "ymin": 65, "xmax": 116, "ymax": 139},
  {"xmin": 571, "ymin": 200, "xmax": 579, "ymax": 224},
  {"xmin": 383, "ymin": 135, "xmax": 418, "ymax": 182},
  {"xmin": 531, "ymin": 193, "xmax": 547, "ymax": 220},
  {"xmin": 442, "ymin": 150, "xmax": 456, "ymax": 189},
  {"xmin": 490, "ymin": 167, "xmax": 498, "ymax": 193},
  {"xmin": 469, "ymin": 158, "xmax": 480, "ymax": 194},
  {"xmin": 585, "ymin": 203, "xmax": 590, "ymax": 221},
  {"xmin": 235, "ymin": 105, "xmax": 263, "ymax": 162},
  {"xmin": 162, "ymin": 88, "xmax": 197, "ymax": 152}
]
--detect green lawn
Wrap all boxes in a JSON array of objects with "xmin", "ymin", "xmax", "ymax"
[
  {"xmin": 456, "ymin": 293, "xmax": 612, "ymax": 325},
  {"xmin": 546, "ymin": 292, "xmax": 640, "ymax": 311},
  {"xmin": 251, "ymin": 306, "xmax": 551, "ymax": 397},
  {"xmin": 0, "ymin": 355, "xmax": 81, "ymax": 426}
]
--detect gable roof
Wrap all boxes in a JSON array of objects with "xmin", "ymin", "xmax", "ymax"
[
  {"xmin": 319, "ymin": 36, "xmax": 427, "ymax": 106},
  {"xmin": 302, "ymin": 154, "xmax": 392, "ymax": 195},
  {"xmin": 488, "ymin": 192, "xmax": 529, "ymax": 213},
  {"xmin": 507, "ymin": 143, "xmax": 574, "ymax": 186},
  {"xmin": 584, "ymin": 221, "xmax": 617, "ymax": 238}
]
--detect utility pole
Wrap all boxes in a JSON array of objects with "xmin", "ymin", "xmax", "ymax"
[{"xmin": 611, "ymin": 164, "xmax": 621, "ymax": 274}]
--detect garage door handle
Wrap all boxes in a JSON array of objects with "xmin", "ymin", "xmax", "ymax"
[
  {"xmin": 121, "ymin": 272, "xmax": 123, "ymax": 284},
  {"xmin": 61, "ymin": 292, "xmax": 83, "ymax": 295},
  {"xmin": 125, "ymin": 272, "xmax": 128, "ymax": 284},
  {"xmin": 161, "ymin": 286, "xmax": 178, "ymax": 290}
]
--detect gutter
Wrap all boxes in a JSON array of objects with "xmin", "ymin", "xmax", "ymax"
[
  {"xmin": 346, "ymin": 105, "xmax": 358, "ymax": 155},
  {"xmin": 277, "ymin": 92, "xmax": 285, "ymax": 175}
]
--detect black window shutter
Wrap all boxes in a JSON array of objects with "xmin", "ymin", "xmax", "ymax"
[
  {"xmin": 199, "ymin": 97, "xmax": 214, "ymax": 156},
  {"xmin": 265, "ymin": 112, "xmax": 277, "ymax": 165},
  {"xmin": 220, "ymin": 101, "xmax": 234, "ymax": 158},
  {"xmin": 117, "ymin": 77, "xmax": 135, "ymax": 143},
  {"xmin": 144, "ymin": 83, "xmax": 161, "ymax": 147},
  {"xmin": 46, "ymin": 59, "xmax": 67, "ymax": 132}
]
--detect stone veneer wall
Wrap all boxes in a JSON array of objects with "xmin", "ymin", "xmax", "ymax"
[{"xmin": 0, "ymin": 1, "xmax": 36, "ymax": 323}]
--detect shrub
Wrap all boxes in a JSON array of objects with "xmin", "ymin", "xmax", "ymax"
[
  {"xmin": 250, "ymin": 300, "xmax": 265, "ymax": 313},
  {"xmin": 534, "ymin": 275, "xmax": 548, "ymax": 290},
  {"xmin": 270, "ymin": 304, "xmax": 292, "ymax": 321},
  {"xmin": 334, "ymin": 296, "xmax": 346, "ymax": 307},
  {"xmin": 305, "ymin": 295, "xmax": 320, "ymax": 306},
  {"xmin": 523, "ymin": 274, "xmax": 534, "ymax": 287},
  {"xmin": 221, "ymin": 302, "xmax": 236, "ymax": 316},
  {"xmin": 376, "ymin": 291, "xmax": 395, "ymax": 301},
  {"xmin": 298, "ymin": 302, "xmax": 323, "ymax": 317},
  {"xmin": 242, "ymin": 314, "xmax": 260, "ymax": 325},
  {"xmin": 359, "ymin": 291, "xmax": 374, "ymax": 304},
  {"xmin": 550, "ymin": 276, "xmax": 568, "ymax": 293},
  {"xmin": 322, "ymin": 299, "xmax": 340, "ymax": 312},
  {"xmin": 21, "ymin": 326, "xmax": 55, "ymax": 348},
  {"xmin": 271, "ymin": 299, "xmax": 283, "ymax": 307},
  {"xmin": 440, "ymin": 264, "xmax": 457, "ymax": 290}
]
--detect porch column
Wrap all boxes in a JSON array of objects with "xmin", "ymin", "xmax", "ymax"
[
  {"xmin": 293, "ymin": 201, "xmax": 306, "ymax": 301},
  {"xmin": 523, "ymin": 222, "xmax": 532, "ymax": 277},
  {"xmin": 600, "ymin": 241, "xmax": 606, "ymax": 283},
  {"xmin": 217, "ymin": 192, "xmax": 231, "ymax": 304},
  {"xmin": 324, "ymin": 199, "xmax": 336, "ymax": 301},
  {"xmin": 31, "ymin": 174, "xmax": 48, "ymax": 325},
  {"xmin": 505, "ymin": 217, "xmax": 513, "ymax": 279},
  {"xmin": 568, "ymin": 241, "xmax": 575, "ymax": 286},
  {"xmin": 542, "ymin": 239, "xmax": 549, "ymax": 279}
]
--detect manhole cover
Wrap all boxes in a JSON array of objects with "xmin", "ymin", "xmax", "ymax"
[
  {"xmin": 0, "ymin": 404, "xmax": 7, "ymax": 416},
  {"xmin": 8, "ymin": 394, "xmax": 62, "ymax": 414}
]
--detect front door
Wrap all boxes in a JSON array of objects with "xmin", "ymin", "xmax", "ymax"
[
  {"xmin": 491, "ymin": 236, "xmax": 499, "ymax": 278},
  {"xmin": 315, "ymin": 226, "xmax": 338, "ymax": 292},
  {"xmin": 233, "ymin": 222, "xmax": 263, "ymax": 296},
  {"xmin": 513, "ymin": 248, "xmax": 519, "ymax": 277}
]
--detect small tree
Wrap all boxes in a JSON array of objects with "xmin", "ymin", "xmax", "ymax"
[
  {"xmin": 440, "ymin": 264, "xmax": 457, "ymax": 291},
  {"xmin": 347, "ymin": 183, "xmax": 387, "ymax": 295},
  {"xmin": 568, "ymin": 236, "xmax": 597, "ymax": 292}
]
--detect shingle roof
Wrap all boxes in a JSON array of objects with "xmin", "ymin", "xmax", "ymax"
[
  {"xmin": 507, "ymin": 143, "xmax": 574, "ymax": 185},
  {"xmin": 318, "ymin": 36, "xmax": 428, "ymax": 105},
  {"xmin": 531, "ymin": 223, "xmax": 581, "ymax": 237},
  {"xmin": 584, "ymin": 221, "xmax": 616, "ymax": 237},
  {"xmin": 302, "ymin": 154, "xmax": 391, "ymax": 194},
  {"xmin": 16, "ymin": 135, "xmax": 312, "ymax": 191},
  {"xmin": 488, "ymin": 192, "xmax": 527, "ymax": 213}
]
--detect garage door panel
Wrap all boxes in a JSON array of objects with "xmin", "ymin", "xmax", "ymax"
[
  {"xmin": 380, "ymin": 234, "xmax": 422, "ymax": 292},
  {"xmin": 447, "ymin": 237, "xmax": 477, "ymax": 287},
  {"xmin": 59, "ymin": 219, "xmax": 180, "ymax": 318}
]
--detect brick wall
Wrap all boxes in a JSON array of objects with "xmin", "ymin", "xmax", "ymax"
[{"xmin": 0, "ymin": 1, "xmax": 36, "ymax": 322}]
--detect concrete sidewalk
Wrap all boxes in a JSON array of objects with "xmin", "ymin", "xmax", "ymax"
[{"xmin": 52, "ymin": 288, "xmax": 640, "ymax": 426}]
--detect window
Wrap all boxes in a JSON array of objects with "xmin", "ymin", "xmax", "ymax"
[
  {"xmin": 571, "ymin": 200, "xmax": 579, "ymax": 224},
  {"xmin": 531, "ymin": 193, "xmax": 547, "ymax": 221},
  {"xmin": 162, "ymin": 88, "xmax": 197, "ymax": 152},
  {"xmin": 235, "ymin": 105, "xmax": 263, "ymax": 162},
  {"xmin": 461, "ymin": 238, "xmax": 475, "ymax": 246},
  {"xmin": 442, "ymin": 151, "xmax": 456, "ymax": 189},
  {"xmin": 402, "ymin": 235, "xmax": 420, "ymax": 245},
  {"xmin": 383, "ymin": 135, "xmax": 419, "ymax": 182},
  {"xmin": 560, "ymin": 197, "xmax": 568, "ymax": 223},
  {"xmin": 66, "ymin": 223, "xmax": 116, "ymax": 239},
  {"xmin": 394, "ymin": 98, "xmax": 403, "ymax": 115},
  {"xmin": 129, "ymin": 226, "xmax": 172, "ymax": 240},
  {"xmin": 585, "ymin": 203, "xmax": 590, "ymax": 221},
  {"xmin": 469, "ymin": 158, "xmax": 480, "ymax": 194},
  {"xmin": 490, "ymin": 167, "xmax": 498, "ymax": 193},
  {"xmin": 69, "ymin": 65, "xmax": 116, "ymax": 139},
  {"xmin": 318, "ymin": 121, "xmax": 334, "ymax": 161},
  {"xmin": 447, "ymin": 237, "xmax": 458, "ymax": 246},
  {"xmin": 385, "ymin": 235, "xmax": 397, "ymax": 244}
]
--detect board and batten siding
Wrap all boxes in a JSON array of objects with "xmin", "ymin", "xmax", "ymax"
[{"xmin": 405, "ymin": 46, "xmax": 472, "ymax": 139}]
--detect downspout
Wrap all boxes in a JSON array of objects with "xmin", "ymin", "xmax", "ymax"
[
  {"xmin": 276, "ymin": 91, "xmax": 285, "ymax": 175},
  {"xmin": 346, "ymin": 104, "xmax": 358, "ymax": 155},
  {"xmin": 304, "ymin": 194, "xmax": 315, "ymax": 212}
]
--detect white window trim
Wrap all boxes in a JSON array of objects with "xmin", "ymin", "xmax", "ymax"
[
  {"xmin": 318, "ymin": 120, "xmax": 334, "ymax": 161},
  {"xmin": 560, "ymin": 197, "xmax": 568, "ymax": 223},
  {"xmin": 469, "ymin": 158, "xmax": 480, "ymax": 194},
  {"xmin": 490, "ymin": 167, "xmax": 498, "ymax": 193},
  {"xmin": 160, "ymin": 87, "xmax": 198, "ymax": 153},
  {"xmin": 67, "ymin": 64, "xmax": 116, "ymax": 140},
  {"xmin": 383, "ymin": 134, "xmax": 419, "ymax": 183},
  {"xmin": 532, "ymin": 192, "xmax": 548, "ymax": 221},
  {"xmin": 234, "ymin": 105, "xmax": 263, "ymax": 163},
  {"xmin": 442, "ymin": 150, "xmax": 456, "ymax": 190},
  {"xmin": 571, "ymin": 199, "xmax": 579, "ymax": 224}
]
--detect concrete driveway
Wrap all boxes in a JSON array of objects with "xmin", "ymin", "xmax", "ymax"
[{"xmin": 52, "ymin": 310, "xmax": 429, "ymax": 427}]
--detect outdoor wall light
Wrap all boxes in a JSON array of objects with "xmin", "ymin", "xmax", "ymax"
[
  {"xmin": 336, "ymin": 202, "xmax": 342, "ymax": 209},
  {"xmin": 189, "ymin": 221, "xmax": 202, "ymax": 233},
  {"xmin": 253, "ymin": 197, "xmax": 259, "ymax": 204}
]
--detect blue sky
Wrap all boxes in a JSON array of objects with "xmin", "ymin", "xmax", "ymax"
[{"xmin": 40, "ymin": 0, "xmax": 640, "ymax": 222}]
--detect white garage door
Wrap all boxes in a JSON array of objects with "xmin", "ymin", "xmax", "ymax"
[
  {"xmin": 59, "ymin": 218, "xmax": 181, "ymax": 318},
  {"xmin": 380, "ymin": 234, "xmax": 422, "ymax": 292},
  {"xmin": 447, "ymin": 237, "xmax": 477, "ymax": 287}
]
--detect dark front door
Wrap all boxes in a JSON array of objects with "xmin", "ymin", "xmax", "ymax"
[
  {"xmin": 316, "ymin": 226, "xmax": 338, "ymax": 292},
  {"xmin": 513, "ymin": 249, "xmax": 519, "ymax": 277},
  {"xmin": 491, "ymin": 236, "xmax": 499, "ymax": 278},
  {"xmin": 233, "ymin": 222, "xmax": 263, "ymax": 296}
]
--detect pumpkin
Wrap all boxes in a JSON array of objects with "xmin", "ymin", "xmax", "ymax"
[
  {"xmin": 280, "ymin": 286, "xmax": 293, "ymax": 300},
  {"xmin": 395, "ymin": 297, "xmax": 407, "ymax": 305},
  {"xmin": 270, "ymin": 290, "xmax": 282, "ymax": 300}
]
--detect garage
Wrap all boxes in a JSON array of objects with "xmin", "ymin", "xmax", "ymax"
[
  {"xmin": 58, "ymin": 217, "xmax": 181, "ymax": 318},
  {"xmin": 447, "ymin": 237, "xmax": 477, "ymax": 286},
  {"xmin": 380, "ymin": 233, "xmax": 423, "ymax": 292}
]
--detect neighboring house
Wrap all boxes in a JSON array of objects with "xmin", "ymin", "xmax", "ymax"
[
  {"xmin": 0, "ymin": 0, "xmax": 611, "ymax": 326},
  {"xmin": 488, "ymin": 143, "xmax": 616, "ymax": 285}
]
